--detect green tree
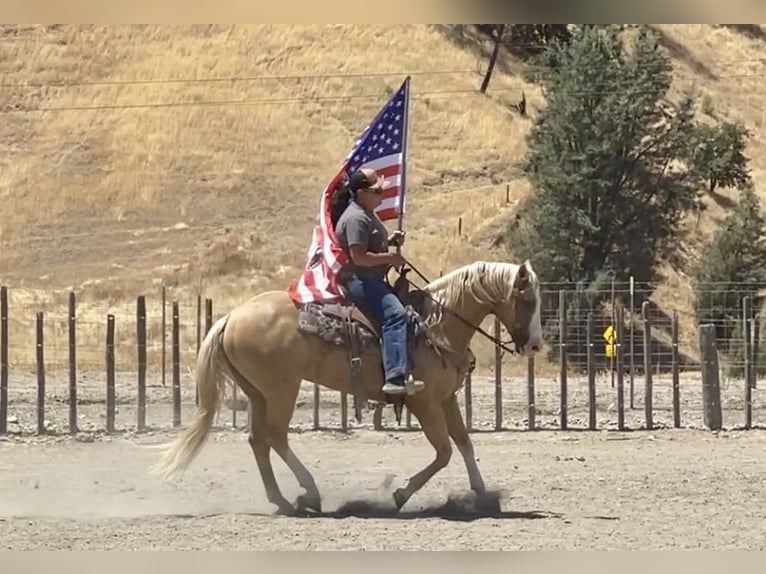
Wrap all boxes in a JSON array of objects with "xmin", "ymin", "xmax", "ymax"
[
  {"xmin": 509, "ymin": 25, "xmax": 703, "ymax": 290},
  {"xmin": 685, "ymin": 120, "xmax": 752, "ymax": 195},
  {"xmin": 691, "ymin": 183, "xmax": 766, "ymax": 367},
  {"xmin": 505, "ymin": 24, "xmax": 572, "ymax": 57}
]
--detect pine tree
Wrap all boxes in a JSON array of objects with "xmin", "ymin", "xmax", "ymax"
[
  {"xmin": 685, "ymin": 121, "xmax": 751, "ymax": 195},
  {"xmin": 692, "ymin": 183, "xmax": 766, "ymax": 365},
  {"xmin": 509, "ymin": 25, "xmax": 702, "ymax": 290}
]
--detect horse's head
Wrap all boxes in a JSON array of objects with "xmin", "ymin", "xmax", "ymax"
[
  {"xmin": 422, "ymin": 259, "xmax": 544, "ymax": 358},
  {"xmin": 492, "ymin": 259, "xmax": 543, "ymax": 357}
]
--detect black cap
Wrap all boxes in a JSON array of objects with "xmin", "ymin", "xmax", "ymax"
[{"xmin": 347, "ymin": 168, "xmax": 386, "ymax": 192}]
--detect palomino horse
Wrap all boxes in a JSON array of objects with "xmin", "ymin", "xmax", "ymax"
[{"xmin": 151, "ymin": 259, "xmax": 544, "ymax": 514}]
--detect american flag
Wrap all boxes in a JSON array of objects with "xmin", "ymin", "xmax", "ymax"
[{"xmin": 287, "ymin": 77, "xmax": 410, "ymax": 305}]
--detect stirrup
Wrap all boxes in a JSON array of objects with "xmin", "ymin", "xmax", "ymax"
[
  {"xmin": 382, "ymin": 375, "xmax": 425, "ymax": 396},
  {"xmin": 382, "ymin": 381, "xmax": 407, "ymax": 395},
  {"xmin": 404, "ymin": 374, "xmax": 425, "ymax": 395}
]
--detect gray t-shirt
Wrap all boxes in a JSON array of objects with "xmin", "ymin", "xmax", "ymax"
[{"xmin": 335, "ymin": 200, "xmax": 390, "ymax": 281}]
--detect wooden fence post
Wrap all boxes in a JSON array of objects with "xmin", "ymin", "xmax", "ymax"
[
  {"xmin": 172, "ymin": 301, "xmax": 181, "ymax": 427},
  {"xmin": 616, "ymin": 306, "xmax": 625, "ymax": 431},
  {"xmin": 753, "ymin": 314, "xmax": 761, "ymax": 389},
  {"xmin": 743, "ymin": 296, "xmax": 753, "ymax": 430},
  {"xmin": 36, "ymin": 311, "xmax": 45, "ymax": 435},
  {"xmin": 195, "ymin": 292, "xmax": 202, "ymax": 407},
  {"xmin": 464, "ymin": 368, "xmax": 473, "ymax": 432},
  {"xmin": 586, "ymin": 311, "xmax": 596, "ymax": 430},
  {"xmin": 494, "ymin": 317, "xmax": 502, "ymax": 431},
  {"xmin": 68, "ymin": 291, "xmax": 78, "ymax": 434},
  {"xmin": 699, "ymin": 324, "xmax": 722, "ymax": 431},
  {"xmin": 610, "ymin": 279, "xmax": 616, "ymax": 389},
  {"xmin": 105, "ymin": 314, "xmax": 116, "ymax": 433},
  {"xmin": 671, "ymin": 311, "xmax": 680, "ymax": 429},
  {"xmin": 205, "ymin": 298, "xmax": 213, "ymax": 335},
  {"xmin": 1, "ymin": 286, "xmax": 9, "ymax": 434},
  {"xmin": 340, "ymin": 390, "xmax": 348, "ymax": 431},
  {"xmin": 642, "ymin": 301, "xmax": 653, "ymax": 430},
  {"xmin": 196, "ymin": 292, "xmax": 202, "ymax": 355},
  {"xmin": 231, "ymin": 374, "xmax": 238, "ymax": 430},
  {"xmin": 559, "ymin": 290, "xmax": 567, "ymax": 430},
  {"xmin": 527, "ymin": 355, "xmax": 535, "ymax": 431},
  {"xmin": 137, "ymin": 295, "xmax": 147, "ymax": 432},
  {"xmin": 629, "ymin": 276, "xmax": 635, "ymax": 409},
  {"xmin": 161, "ymin": 283, "xmax": 167, "ymax": 387}
]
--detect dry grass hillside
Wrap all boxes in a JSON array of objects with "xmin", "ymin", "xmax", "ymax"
[{"xmin": 1, "ymin": 24, "xmax": 765, "ymax": 374}]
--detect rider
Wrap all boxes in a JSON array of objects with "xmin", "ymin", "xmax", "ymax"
[{"xmin": 334, "ymin": 167, "xmax": 425, "ymax": 396}]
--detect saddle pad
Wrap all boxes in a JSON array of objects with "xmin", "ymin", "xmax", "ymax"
[{"xmin": 297, "ymin": 304, "xmax": 379, "ymax": 348}]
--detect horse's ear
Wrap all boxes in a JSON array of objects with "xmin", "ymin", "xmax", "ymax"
[
  {"xmin": 515, "ymin": 260, "xmax": 531, "ymax": 289},
  {"xmin": 518, "ymin": 260, "xmax": 529, "ymax": 280}
]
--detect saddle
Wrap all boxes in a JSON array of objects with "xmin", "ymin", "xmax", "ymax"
[{"xmin": 296, "ymin": 268, "xmax": 430, "ymax": 422}]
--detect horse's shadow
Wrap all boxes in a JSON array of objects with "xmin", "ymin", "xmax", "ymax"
[
  {"xmin": 299, "ymin": 504, "xmax": 559, "ymax": 523},
  {"xmin": 171, "ymin": 492, "xmax": 617, "ymax": 524},
  {"xmin": 172, "ymin": 497, "xmax": 621, "ymax": 523},
  {"xmin": 273, "ymin": 491, "xmax": 564, "ymax": 523}
]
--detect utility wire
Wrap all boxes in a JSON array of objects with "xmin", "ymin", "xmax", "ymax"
[
  {"xmin": 2, "ymin": 74, "xmax": 765, "ymax": 115},
  {"xmin": 1, "ymin": 57, "xmax": 764, "ymax": 90},
  {"xmin": 0, "ymin": 69, "xmax": 479, "ymax": 89}
]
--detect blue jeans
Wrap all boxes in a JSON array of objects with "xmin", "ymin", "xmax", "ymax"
[{"xmin": 343, "ymin": 273, "xmax": 408, "ymax": 382}]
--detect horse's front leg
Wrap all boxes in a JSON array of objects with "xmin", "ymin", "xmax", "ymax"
[
  {"xmin": 442, "ymin": 392, "xmax": 501, "ymax": 513},
  {"xmin": 392, "ymin": 400, "xmax": 452, "ymax": 510},
  {"xmin": 443, "ymin": 393, "xmax": 486, "ymax": 493}
]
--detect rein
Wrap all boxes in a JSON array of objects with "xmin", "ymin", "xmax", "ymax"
[{"xmin": 398, "ymin": 258, "xmax": 520, "ymax": 357}]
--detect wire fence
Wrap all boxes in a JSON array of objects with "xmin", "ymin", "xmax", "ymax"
[
  {"xmin": 0, "ymin": 279, "xmax": 764, "ymax": 437},
  {"xmin": 538, "ymin": 280, "xmax": 766, "ymax": 377}
]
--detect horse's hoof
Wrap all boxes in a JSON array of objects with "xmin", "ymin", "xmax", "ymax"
[
  {"xmin": 274, "ymin": 502, "xmax": 296, "ymax": 516},
  {"xmin": 393, "ymin": 488, "xmax": 408, "ymax": 510},
  {"xmin": 296, "ymin": 493, "xmax": 322, "ymax": 514},
  {"xmin": 474, "ymin": 490, "xmax": 502, "ymax": 515}
]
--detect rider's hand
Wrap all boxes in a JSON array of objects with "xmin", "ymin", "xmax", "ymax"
[
  {"xmin": 388, "ymin": 230, "xmax": 406, "ymax": 247},
  {"xmin": 389, "ymin": 252, "xmax": 406, "ymax": 268}
]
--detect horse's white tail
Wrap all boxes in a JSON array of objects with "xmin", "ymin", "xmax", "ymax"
[{"xmin": 150, "ymin": 314, "xmax": 231, "ymax": 480}]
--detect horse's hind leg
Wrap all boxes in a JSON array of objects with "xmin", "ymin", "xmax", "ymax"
[
  {"xmin": 242, "ymin": 386, "xmax": 294, "ymax": 515},
  {"xmin": 262, "ymin": 379, "xmax": 322, "ymax": 514}
]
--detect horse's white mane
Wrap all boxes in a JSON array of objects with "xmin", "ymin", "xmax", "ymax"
[{"xmin": 420, "ymin": 260, "xmax": 535, "ymax": 324}]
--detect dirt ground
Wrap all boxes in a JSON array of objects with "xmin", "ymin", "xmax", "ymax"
[{"xmin": 1, "ymin": 371, "xmax": 766, "ymax": 550}]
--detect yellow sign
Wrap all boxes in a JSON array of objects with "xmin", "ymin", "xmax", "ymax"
[{"xmin": 603, "ymin": 325, "xmax": 617, "ymax": 358}]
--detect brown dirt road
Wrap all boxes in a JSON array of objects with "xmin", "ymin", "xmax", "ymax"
[{"xmin": 2, "ymin": 423, "xmax": 766, "ymax": 550}]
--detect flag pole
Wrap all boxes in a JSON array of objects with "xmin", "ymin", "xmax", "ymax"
[
  {"xmin": 396, "ymin": 75, "xmax": 411, "ymax": 242},
  {"xmin": 395, "ymin": 76, "xmax": 413, "ymax": 428}
]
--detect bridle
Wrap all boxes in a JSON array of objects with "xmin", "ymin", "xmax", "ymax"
[{"xmin": 395, "ymin": 258, "xmax": 531, "ymax": 357}]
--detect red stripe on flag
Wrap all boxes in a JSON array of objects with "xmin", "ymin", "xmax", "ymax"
[
  {"xmin": 381, "ymin": 186, "xmax": 400, "ymax": 200},
  {"xmin": 377, "ymin": 164, "xmax": 401, "ymax": 179},
  {"xmin": 376, "ymin": 206, "xmax": 400, "ymax": 221}
]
